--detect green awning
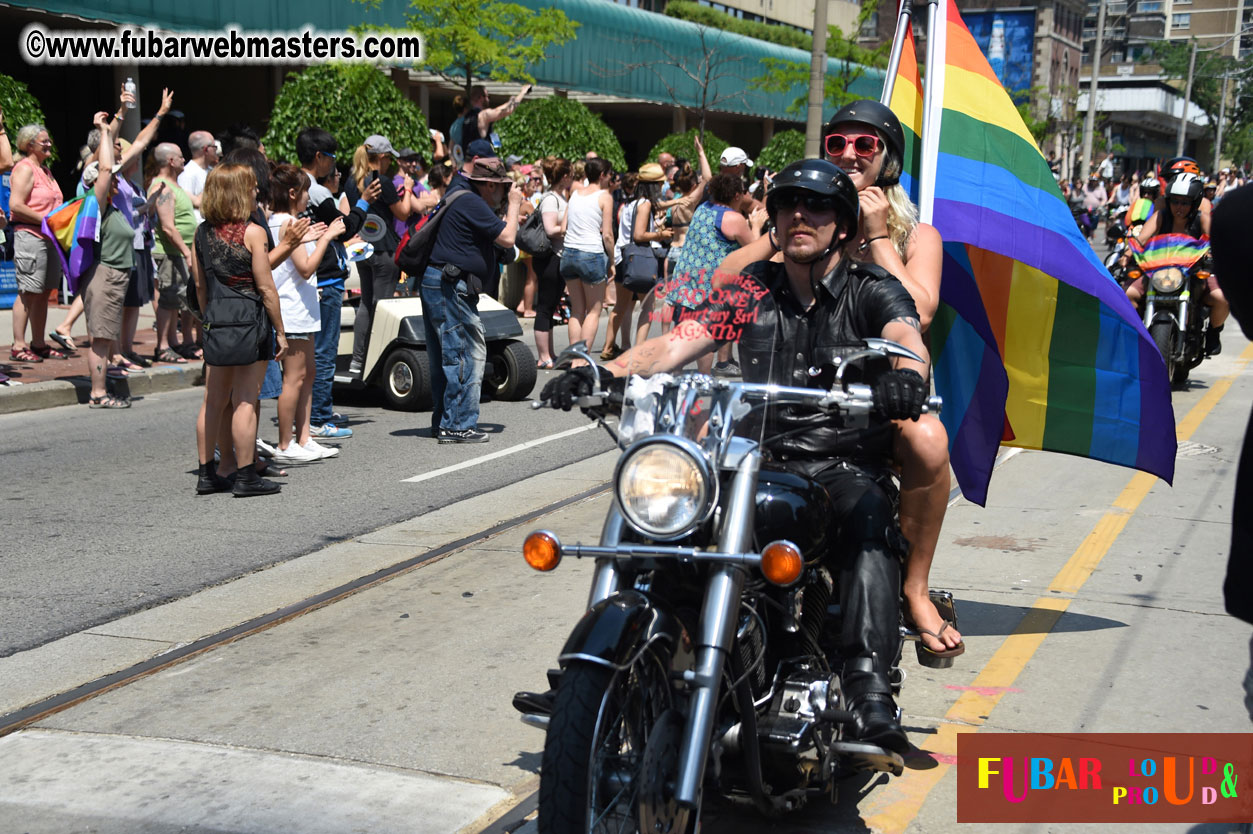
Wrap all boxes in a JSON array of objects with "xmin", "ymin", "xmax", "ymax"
[{"xmin": 12, "ymin": 0, "xmax": 884, "ymax": 122}]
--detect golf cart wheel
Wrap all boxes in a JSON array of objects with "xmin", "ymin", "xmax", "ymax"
[
  {"xmin": 381, "ymin": 347, "xmax": 432, "ymax": 411},
  {"xmin": 484, "ymin": 340, "xmax": 537, "ymax": 401}
]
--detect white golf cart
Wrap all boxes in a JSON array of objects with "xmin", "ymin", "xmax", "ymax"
[{"xmin": 333, "ymin": 282, "xmax": 536, "ymax": 411}]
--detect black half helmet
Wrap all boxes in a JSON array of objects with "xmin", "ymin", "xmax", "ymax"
[
  {"xmin": 766, "ymin": 159, "xmax": 860, "ymax": 227},
  {"xmin": 824, "ymin": 100, "xmax": 905, "ymax": 186}
]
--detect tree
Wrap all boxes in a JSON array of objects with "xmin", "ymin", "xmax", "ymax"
[
  {"xmin": 0, "ymin": 73, "xmax": 50, "ymax": 157},
  {"xmin": 495, "ymin": 97, "xmax": 626, "ymax": 170},
  {"xmin": 755, "ymin": 130, "xmax": 806, "ymax": 172},
  {"xmin": 646, "ymin": 129, "xmax": 730, "ymax": 171},
  {"xmin": 750, "ymin": 0, "xmax": 888, "ymax": 117},
  {"xmin": 359, "ymin": 0, "xmax": 577, "ymax": 98},
  {"xmin": 1151, "ymin": 39, "xmax": 1253, "ymax": 152},
  {"xmin": 664, "ymin": 0, "xmax": 810, "ymax": 51},
  {"xmin": 263, "ymin": 64, "xmax": 429, "ymax": 166},
  {"xmin": 595, "ymin": 26, "xmax": 755, "ymax": 140}
]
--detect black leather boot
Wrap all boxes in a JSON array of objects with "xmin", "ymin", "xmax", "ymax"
[
  {"xmin": 196, "ymin": 460, "xmax": 233, "ymax": 495},
  {"xmin": 1206, "ymin": 324, "xmax": 1224, "ymax": 356},
  {"xmin": 843, "ymin": 657, "xmax": 909, "ymax": 754}
]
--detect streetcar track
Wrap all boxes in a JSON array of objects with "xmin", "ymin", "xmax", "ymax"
[{"xmin": 0, "ymin": 482, "xmax": 611, "ymax": 738}]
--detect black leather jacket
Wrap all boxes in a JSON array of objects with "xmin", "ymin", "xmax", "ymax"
[{"xmin": 700, "ymin": 257, "xmax": 919, "ymax": 462}]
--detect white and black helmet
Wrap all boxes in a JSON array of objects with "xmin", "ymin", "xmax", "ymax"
[{"xmin": 1165, "ymin": 172, "xmax": 1203, "ymax": 206}]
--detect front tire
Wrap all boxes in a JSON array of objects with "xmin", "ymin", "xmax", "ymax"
[
  {"xmin": 539, "ymin": 654, "xmax": 687, "ymax": 834},
  {"xmin": 1149, "ymin": 320, "xmax": 1179, "ymax": 390}
]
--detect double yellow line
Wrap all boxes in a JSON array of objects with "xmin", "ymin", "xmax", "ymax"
[{"xmin": 862, "ymin": 344, "xmax": 1253, "ymax": 833}]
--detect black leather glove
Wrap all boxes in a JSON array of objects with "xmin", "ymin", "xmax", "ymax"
[
  {"xmin": 540, "ymin": 365, "xmax": 621, "ymax": 412},
  {"xmin": 873, "ymin": 368, "xmax": 928, "ymax": 421}
]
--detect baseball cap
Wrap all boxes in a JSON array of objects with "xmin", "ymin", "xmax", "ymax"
[
  {"xmin": 466, "ymin": 138, "xmax": 497, "ymax": 160},
  {"xmin": 720, "ymin": 147, "xmax": 753, "ymax": 167},
  {"xmin": 364, "ymin": 134, "xmax": 398, "ymax": 157},
  {"xmin": 505, "ymin": 154, "xmax": 523, "ymax": 167},
  {"xmin": 396, "ymin": 147, "xmax": 420, "ymax": 160}
]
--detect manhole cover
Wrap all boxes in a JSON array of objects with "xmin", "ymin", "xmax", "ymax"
[{"xmin": 1177, "ymin": 441, "xmax": 1219, "ymax": 457}]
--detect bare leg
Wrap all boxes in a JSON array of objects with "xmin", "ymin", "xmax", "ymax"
[
  {"xmin": 277, "ymin": 342, "xmax": 310, "ymax": 451},
  {"xmin": 54, "ymin": 295, "xmax": 84, "ymax": 341},
  {"xmin": 88, "ymin": 337, "xmax": 111, "ymax": 399},
  {"xmin": 198, "ymin": 365, "xmax": 232, "ymax": 464},
  {"xmin": 230, "ymin": 363, "xmax": 269, "ymax": 470},
  {"xmin": 581, "ymin": 280, "xmax": 606, "ymax": 350},
  {"xmin": 535, "ymin": 328, "xmax": 554, "ymax": 366},
  {"xmin": 895, "ymin": 415, "xmax": 961, "ymax": 652},
  {"xmin": 120, "ymin": 307, "xmax": 140, "ymax": 355},
  {"xmin": 11, "ymin": 293, "xmax": 30, "ymax": 351},
  {"xmin": 517, "ymin": 258, "xmax": 537, "ymax": 316},
  {"xmin": 20, "ymin": 292, "xmax": 52, "ymax": 351},
  {"xmin": 295, "ymin": 342, "xmax": 315, "ymax": 447},
  {"xmin": 565, "ymin": 280, "xmax": 588, "ymax": 346},
  {"xmin": 1208, "ymin": 287, "xmax": 1230, "ymax": 328}
]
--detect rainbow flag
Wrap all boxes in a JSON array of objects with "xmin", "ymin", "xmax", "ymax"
[
  {"xmin": 40, "ymin": 194, "xmax": 100, "ymax": 294},
  {"xmin": 891, "ymin": 0, "xmax": 1176, "ymax": 504},
  {"xmin": 1127, "ymin": 234, "xmax": 1210, "ymax": 272},
  {"xmin": 886, "ymin": 25, "xmax": 924, "ymax": 206},
  {"xmin": 1124, "ymin": 197, "xmax": 1156, "ymax": 226}
]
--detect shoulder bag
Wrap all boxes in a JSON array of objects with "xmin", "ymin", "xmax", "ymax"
[{"xmin": 196, "ymin": 224, "xmax": 272, "ymax": 367}]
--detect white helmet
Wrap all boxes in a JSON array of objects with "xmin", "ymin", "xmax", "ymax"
[{"xmin": 1165, "ymin": 172, "xmax": 1203, "ymax": 204}]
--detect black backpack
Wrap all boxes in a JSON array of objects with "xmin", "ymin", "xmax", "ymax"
[{"xmin": 394, "ymin": 190, "xmax": 471, "ymax": 276}]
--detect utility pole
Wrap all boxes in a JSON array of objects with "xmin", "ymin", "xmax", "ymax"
[
  {"xmin": 1175, "ymin": 41, "xmax": 1197, "ymax": 157},
  {"xmin": 1080, "ymin": 0, "xmax": 1107, "ymax": 180},
  {"xmin": 1214, "ymin": 72, "xmax": 1230, "ymax": 171},
  {"xmin": 805, "ymin": 0, "xmax": 830, "ymax": 157}
]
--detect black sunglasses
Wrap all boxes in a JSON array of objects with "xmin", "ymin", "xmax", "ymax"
[{"xmin": 773, "ymin": 193, "xmax": 837, "ymax": 214}]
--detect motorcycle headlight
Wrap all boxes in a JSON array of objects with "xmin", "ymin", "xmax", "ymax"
[
  {"xmin": 1151, "ymin": 267, "xmax": 1185, "ymax": 294},
  {"xmin": 615, "ymin": 437, "xmax": 716, "ymax": 539}
]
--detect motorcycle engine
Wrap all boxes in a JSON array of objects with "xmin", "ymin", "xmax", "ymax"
[{"xmin": 757, "ymin": 669, "xmax": 838, "ymax": 789}]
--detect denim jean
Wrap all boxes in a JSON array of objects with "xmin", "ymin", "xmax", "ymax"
[
  {"xmin": 559, "ymin": 248, "xmax": 609, "ymax": 284},
  {"xmin": 312, "ymin": 287, "xmax": 343, "ymax": 426},
  {"xmin": 420, "ymin": 267, "xmax": 486, "ymax": 432}
]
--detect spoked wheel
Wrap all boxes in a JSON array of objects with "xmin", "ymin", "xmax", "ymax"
[{"xmin": 539, "ymin": 652, "xmax": 688, "ymax": 834}]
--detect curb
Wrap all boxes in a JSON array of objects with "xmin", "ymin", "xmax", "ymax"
[{"xmin": 0, "ymin": 362, "xmax": 204, "ymax": 415}]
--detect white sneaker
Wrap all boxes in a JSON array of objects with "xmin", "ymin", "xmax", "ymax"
[
  {"xmin": 303, "ymin": 439, "xmax": 340, "ymax": 459},
  {"xmin": 272, "ymin": 441, "xmax": 319, "ymax": 462},
  {"xmin": 256, "ymin": 437, "xmax": 277, "ymax": 457}
]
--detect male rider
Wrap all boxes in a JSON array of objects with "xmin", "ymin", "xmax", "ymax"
[{"xmin": 542, "ymin": 159, "xmax": 930, "ymax": 753}]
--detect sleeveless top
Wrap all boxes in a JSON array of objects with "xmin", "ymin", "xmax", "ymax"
[
  {"xmin": 152, "ymin": 176, "xmax": 197, "ymax": 255},
  {"xmin": 13, "ymin": 156, "xmax": 63, "ymax": 235},
  {"xmin": 667, "ymin": 202, "xmax": 735, "ymax": 309},
  {"xmin": 564, "ymin": 189, "xmax": 606, "ymax": 254},
  {"xmin": 99, "ymin": 206, "xmax": 136, "ymax": 271},
  {"xmin": 200, "ymin": 222, "xmax": 258, "ymax": 294}
]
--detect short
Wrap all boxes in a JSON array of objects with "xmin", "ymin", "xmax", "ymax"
[
  {"xmin": 13, "ymin": 230, "xmax": 63, "ymax": 294},
  {"xmin": 154, "ymin": 251, "xmax": 190, "ymax": 311},
  {"xmin": 80, "ymin": 263, "xmax": 129, "ymax": 342},
  {"xmin": 666, "ymin": 245, "xmax": 683, "ymax": 263},
  {"xmin": 124, "ymin": 251, "xmax": 155, "ymax": 308},
  {"xmin": 287, "ymin": 332, "xmax": 313, "ymax": 341},
  {"xmin": 560, "ymin": 249, "xmax": 608, "ymax": 285}
]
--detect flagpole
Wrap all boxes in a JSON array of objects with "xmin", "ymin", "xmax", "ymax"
[
  {"xmin": 880, "ymin": 0, "xmax": 914, "ymax": 105},
  {"xmin": 919, "ymin": 0, "xmax": 944, "ymax": 224}
]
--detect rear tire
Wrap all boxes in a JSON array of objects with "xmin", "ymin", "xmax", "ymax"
[
  {"xmin": 484, "ymin": 340, "xmax": 537, "ymax": 401},
  {"xmin": 539, "ymin": 654, "xmax": 686, "ymax": 834},
  {"xmin": 1149, "ymin": 320, "xmax": 1179, "ymax": 389},
  {"xmin": 380, "ymin": 347, "xmax": 432, "ymax": 411}
]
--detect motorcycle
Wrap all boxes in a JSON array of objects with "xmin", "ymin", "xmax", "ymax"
[
  {"xmin": 516, "ymin": 339, "xmax": 956, "ymax": 832},
  {"xmin": 1129, "ymin": 233, "xmax": 1214, "ymax": 387}
]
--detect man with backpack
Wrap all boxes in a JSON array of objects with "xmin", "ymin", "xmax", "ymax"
[{"xmin": 414, "ymin": 156, "xmax": 523, "ymax": 443}]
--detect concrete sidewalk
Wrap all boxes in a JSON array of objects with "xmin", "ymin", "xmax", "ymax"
[{"xmin": 0, "ymin": 303, "xmax": 205, "ymax": 414}]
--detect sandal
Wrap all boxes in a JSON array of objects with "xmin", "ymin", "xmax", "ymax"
[
  {"xmin": 10, "ymin": 348, "xmax": 42, "ymax": 363},
  {"xmin": 255, "ymin": 454, "xmax": 288, "ymax": 478},
  {"xmin": 599, "ymin": 344, "xmax": 623, "ymax": 361},
  {"xmin": 123, "ymin": 350, "xmax": 152, "ymax": 368},
  {"xmin": 88, "ymin": 394, "xmax": 131, "ymax": 409},
  {"xmin": 175, "ymin": 343, "xmax": 204, "ymax": 360},
  {"xmin": 912, "ymin": 621, "xmax": 966, "ymax": 660},
  {"xmin": 32, "ymin": 344, "xmax": 68, "ymax": 360},
  {"xmin": 155, "ymin": 348, "xmax": 188, "ymax": 364},
  {"xmin": 48, "ymin": 331, "xmax": 77, "ymax": 352},
  {"xmin": 536, "ymin": 358, "xmax": 555, "ymax": 370},
  {"xmin": 113, "ymin": 356, "xmax": 143, "ymax": 371},
  {"xmin": 107, "ymin": 365, "xmax": 130, "ymax": 379}
]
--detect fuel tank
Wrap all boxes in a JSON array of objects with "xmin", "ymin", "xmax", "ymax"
[{"xmin": 753, "ymin": 467, "xmax": 834, "ymax": 560}]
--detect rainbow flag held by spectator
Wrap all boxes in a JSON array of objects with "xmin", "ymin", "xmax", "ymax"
[
  {"xmin": 888, "ymin": 0, "xmax": 1176, "ymax": 505},
  {"xmin": 40, "ymin": 194, "xmax": 100, "ymax": 294}
]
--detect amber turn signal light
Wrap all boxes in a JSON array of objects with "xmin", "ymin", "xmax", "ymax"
[
  {"xmin": 524, "ymin": 531, "xmax": 563, "ymax": 572},
  {"xmin": 760, "ymin": 540, "xmax": 803, "ymax": 586}
]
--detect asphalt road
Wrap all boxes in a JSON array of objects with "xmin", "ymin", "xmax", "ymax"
[{"xmin": 0, "ymin": 364, "xmax": 617, "ymax": 657}]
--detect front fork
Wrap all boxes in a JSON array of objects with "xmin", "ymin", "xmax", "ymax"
[
  {"xmin": 1144, "ymin": 293, "xmax": 1188, "ymax": 354},
  {"xmin": 585, "ymin": 452, "xmax": 762, "ymax": 810}
]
